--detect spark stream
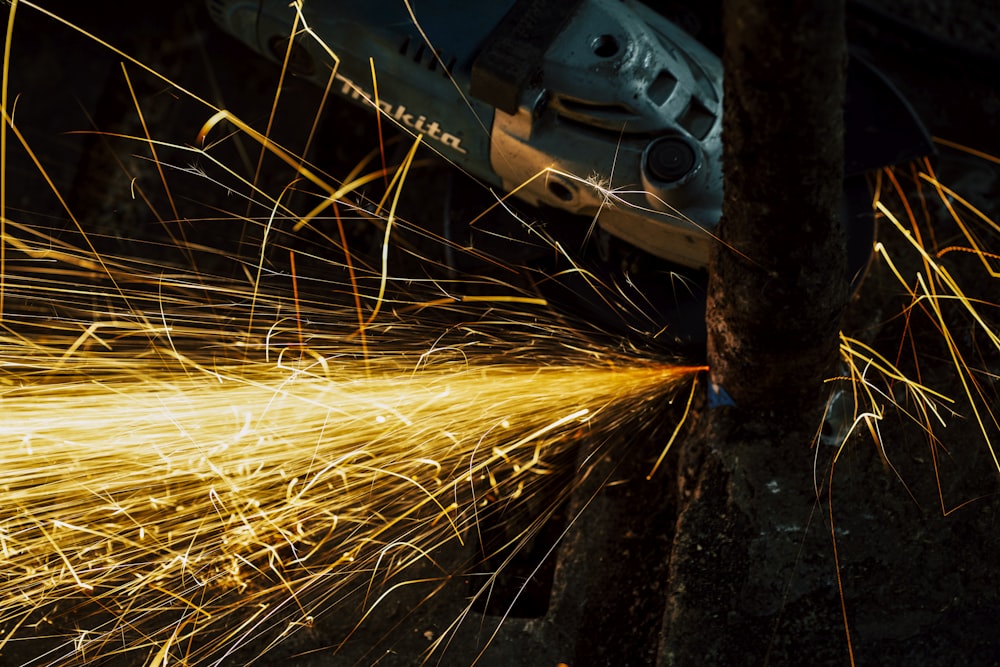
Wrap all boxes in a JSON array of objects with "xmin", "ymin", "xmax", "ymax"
[{"xmin": 0, "ymin": 336, "xmax": 696, "ymax": 665}]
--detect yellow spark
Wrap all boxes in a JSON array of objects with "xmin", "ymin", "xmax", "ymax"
[
  {"xmin": 0, "ymin": 180, "xmax": 697, "ymax": 661},
  {"xmin": 1, "ymin": 0, "xmax": 17, "ymax": 323},
  {"xmin": 8, "ymin": 6, "xmax": 997, "ymax": 667}
]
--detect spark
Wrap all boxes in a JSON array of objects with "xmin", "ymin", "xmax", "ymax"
[
  {"xmin": 824, "ymin": 151, "xmax": 1000, "ymax": 664},
  {"xmin": 5, "ymin": 4, "xmax": 997, "ymax": 666},
  {"xmin": 0, "ymin": 12, "xmax": 699, "ymax": 655},
  {"xmin": 831, "ymin": 157, "xmax": 1000, "ymax": 491},
  {"xmin": 0, "ymin": 279, "xmax": 695, "ymax": 664}
]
